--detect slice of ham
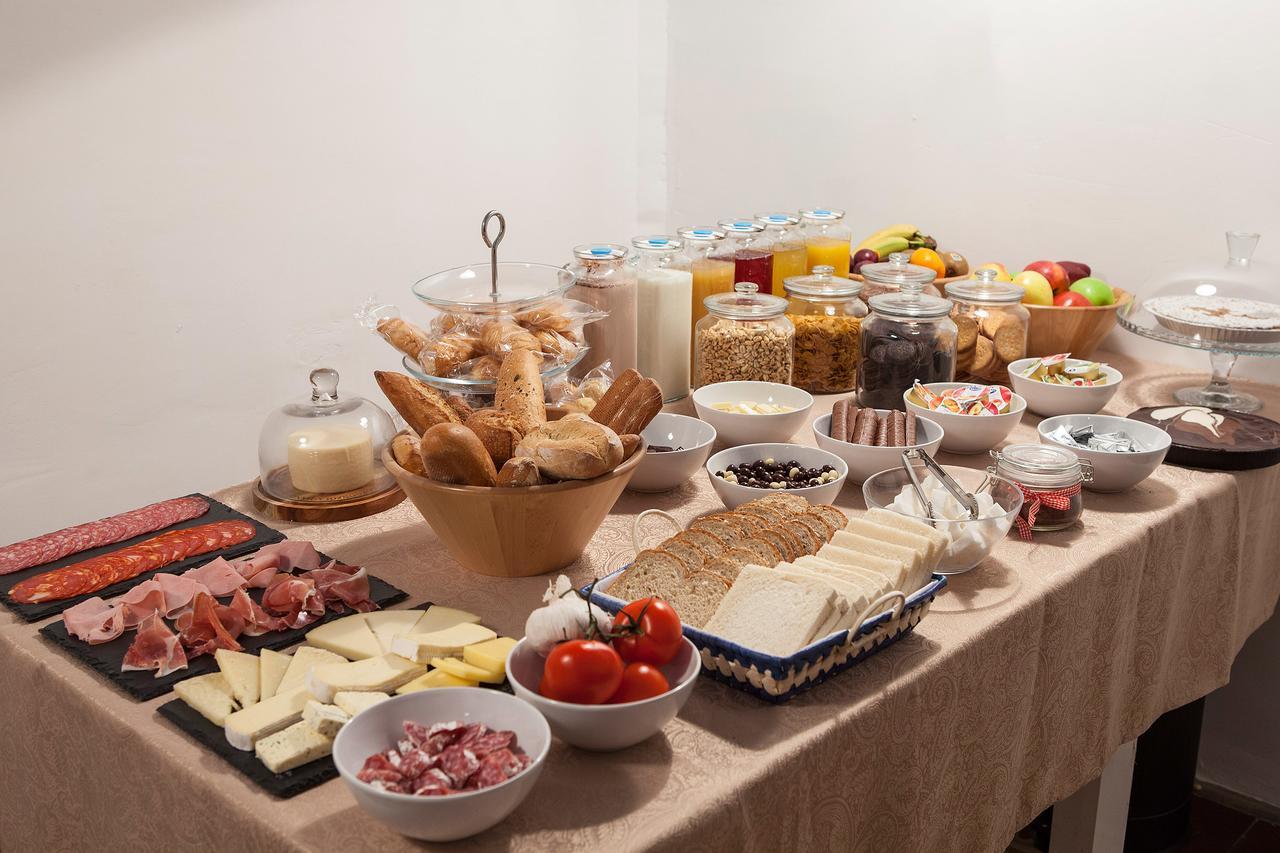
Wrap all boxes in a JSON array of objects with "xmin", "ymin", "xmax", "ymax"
[
  {"xmin": 151, "ymin": 573, "xmax": 209, "ymax": 617},
  {"xmin": 62, "ymin": 596, "xmax": 128, "ymax": 644},
  {"xmin": 233, "ymin": 540, "xmax": 323, "ymax": 588},
  {"xmin": 110, "ymin": 579, "xmax": 168, "ymax": 628},
  {"xmin": 228, "ymin": 587, "xmax": 286, "ymax": 636},
  {"xmin": 121, "ymin": 612, "xmax": 188, "ymax": 677},
  {"xmin": 303, "ymin": 561, "xmax": 375, "ymax": 613},
  {"xmin": 261, "ymin": 575, "xmax": 325, "ymax": 630},
  {"xmin": 176, "ymin": 591, "xmax": 244, "ymax": 658},
  {"xmin": 182, "ymin": 557, "xmax": 248, "ymax": 596}
]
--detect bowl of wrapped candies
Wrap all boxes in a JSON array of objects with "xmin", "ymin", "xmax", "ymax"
[
  {"xmin": 1008, "ymin": 354, "xmax": 1124, "ymax": 417},
  {"xmin": 903, "ymin": 382, "xmax": 1026, "ymax": 454},
  {"xmin": 1038, "ymin": 414, "xmax": 1170, "ymax": 492}
]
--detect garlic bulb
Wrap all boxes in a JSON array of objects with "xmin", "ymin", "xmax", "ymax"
[{"xmin": 524, "ymin": 575, "xmax": 613, "ymax": 655}]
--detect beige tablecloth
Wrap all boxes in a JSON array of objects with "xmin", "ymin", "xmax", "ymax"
[{"xmin": 3, "ymin": 353, "xmax": 1279, "ymax": 853}]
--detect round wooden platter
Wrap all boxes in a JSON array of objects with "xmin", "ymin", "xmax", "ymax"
[
  {"xmin": 1127, "ymin": 405, "xmax": 1280, "ymax": 471},
  {"xmin": 251, "ymin": 466, "xmax": 406, "ymax": 523}
]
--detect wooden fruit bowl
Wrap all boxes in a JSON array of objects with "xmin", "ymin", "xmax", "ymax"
[
  {"xmin": 382, "ymin": 432, "xmax": 646, "ymax": 578},
  {"xmin": 1024, "ymin": 288, "xmax": 1132, "ymax": 359}
]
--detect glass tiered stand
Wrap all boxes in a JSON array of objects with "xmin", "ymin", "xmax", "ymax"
[{"xmin": 1118, "ymin": 231, "xmax": 1280, "ymax": 413}]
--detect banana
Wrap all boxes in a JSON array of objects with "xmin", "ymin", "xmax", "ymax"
[
  {"xmin": 863, "ymin": 235, "xmax": 910, "ymax": 258},
  {"xmin": 854, "ymin": 224, "xmax": 918, "ymax": 253}
]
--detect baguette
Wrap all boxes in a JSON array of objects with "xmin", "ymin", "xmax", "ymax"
[
  {"xmin": 374, "ymin": 371, "xmax": 462, "ymax": 436},
  {"xmin": 496, "ymin": 348, "xmax": 547, "ymax": 434},
  {"xmin": 390, "ymin": 433, "xmax": 427, "ymax": 477},
  {"xmin": 496, "ymin": 457, "xmax": 543, "ymax": 487},
  {"xmin": 418, "ymin": 423, "xmax": 498, "ymax": 486}
]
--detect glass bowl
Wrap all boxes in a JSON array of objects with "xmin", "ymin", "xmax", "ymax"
[
  {"xmin": 411, "ymin": 262, "xmax": 575, "ymax": 315},
  {"xmin": 400, "ymin": 346, "xmax": 586, "ymax": 397},
  {"xmin": 861, "ymin": 465, "xmax": 1024, "ymax": 574}
]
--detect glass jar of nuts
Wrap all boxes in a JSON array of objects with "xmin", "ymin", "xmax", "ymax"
[
  {"xmin": 946, "ymin": 271, "xmax": 1029, "ymax": 384},
  {"xmin": 694, "ymin": 282, "xmax": 794, "ymax": 387},
  {"xmin": 783, "ymin": 265, "xmax": 867, "ymax": 393}
]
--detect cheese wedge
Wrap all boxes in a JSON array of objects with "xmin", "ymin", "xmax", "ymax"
[
  {"xmin": 174, "ymin": 672, "xmax": 238, "ymax": 727},
  {"xmin": 411, "ymin": 605, "xmax": 481, "ymax": 636},
  {"xmin": 363, "ymin": 610, "xmax": 427, "ymax": 655},
  {"xmin": 462, "ymin": 637, "xmax": 517, "ymax": 683},
  {"xmin": 224, "ymin": 687, "xmax": 309, "ymax": 751},
  {"xmin": 306, "ymin": 654, "xmax": 426, "ymax": 703},
  {"xmin": 430, "ymin": 656, "xmax": 496, "ymax": 684},
  {"xmin": 255, "ymin": 719, "xmax": 333, "ymax": 773},
  {"xmin": 277, "ymin": 646, "xmax": 348, "ymax": 694},
  {"xmin": 305, "ymin": 614, "xmax": 382, "ymax": 661},
  {"xmin": 214, "ymin": 648, "xmax": 260, "ymax": 707},
  {"xmin": 392, "ymin": 623, "xmax": 496, "ymax": 663},
  {"xmin": 334, "ymin": 691, "xmax": 391, "ymax": 717},
  {"xmin": 302, "ymin": 700, "xmax": 351, "ymax": 738},
  {"xmin": 396, "ymin": 669, "xmax": 476, "ymax": 693},
  {"xmin": 259, "ymin": 648, "xmax": 291, "ymax": 702}
]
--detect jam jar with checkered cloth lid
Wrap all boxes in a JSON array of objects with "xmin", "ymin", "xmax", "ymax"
[{"xmin": 989, "ymin": 443, "xmax": 1093, "ymax": 537}]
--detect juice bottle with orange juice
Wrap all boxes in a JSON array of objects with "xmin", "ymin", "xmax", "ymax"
[
  {"xmin": 678, "ymin": 226, "xmax": 734, "ymax": 351},
  {"xmin": 801, "ymin": 208, "xmax": 852, "ymax": 278},
  {"xmin": 756, "ymin": 212, "xmax": 808, "ymax": 295}
]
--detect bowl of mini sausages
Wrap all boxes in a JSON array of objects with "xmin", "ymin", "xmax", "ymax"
[{"xmin": 812, "ymin": 399, "xmax": 945, "ymax": 484}]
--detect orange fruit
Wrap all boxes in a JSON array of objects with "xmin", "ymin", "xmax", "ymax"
[{"xmin": 909, "ymin": 248, "xmax": 946, "ymax": 278}]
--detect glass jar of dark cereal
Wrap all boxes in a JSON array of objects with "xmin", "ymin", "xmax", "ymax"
[
  {"xmin": 857, "ymin": 280, "xmax": 957, "ymax": 410},
  {"xmin": 989, "ymin": 443, "xmax": 1092, "ymax": 536}
]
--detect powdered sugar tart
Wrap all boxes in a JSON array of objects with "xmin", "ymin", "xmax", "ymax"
[{"xmin": 1145, "ymin": 295, "xmax": 1280, "ymax": 343}]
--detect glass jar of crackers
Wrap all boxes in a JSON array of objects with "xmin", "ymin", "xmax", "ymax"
[{"xmin": 945, "ymin": 272, "xmax": 1029, "ymax": 384}]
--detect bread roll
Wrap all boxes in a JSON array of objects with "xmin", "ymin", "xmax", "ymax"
[
  {"xmin": 496, "ymin": 457, "xmax": 543, "ymax": 487},
  {"xmin": 465, "ymin": 409, "xmax": 525, "ymax": 466},
  {"xmin": 514, "ymin": 413, "xmax": 623, "ymax": 481},
  {"xmin": 418, "ymin": 424, "xmax": 498, "ymax": 486},
  {"xmin": 390, "ymin": 433, "xmax": 427, "ymax": 477},
  {"xmin": 620, "ymin": 434, "xmax": 642, "ymax": 460},
  {"xmin": 375, "ymin": 318, "xmax": 431, "ymax": 361},
  {"xmin": 496, "ymin": 348, "xmax": 546, "ymax": 434},
  {"xmin": 374, "ymin": 371, "xmax": 461, "ymax": 436},
  {"xmin": 445, "ymin": 394, "xmax": 474, "ymax": 422}
]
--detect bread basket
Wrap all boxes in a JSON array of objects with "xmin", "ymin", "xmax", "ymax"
[
  {"xmin": 1024, "ymin": 287, "xmax": 1132, "ymax": 358},
  {"xmin": 383, "ymin": 427, "xmax": 646, "ymax": 578}
]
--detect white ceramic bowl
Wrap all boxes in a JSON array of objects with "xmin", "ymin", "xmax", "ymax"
[
  {"xmin": 903, "ymin": 383, "xmax": 1026, "ymax": 455},
  {"xmin": 332, "ymin": 688, "xmax": 550, "ymax": 842},
  {"xmin": 506, "ymin": 636, "xmax": 700, "ymax": 751},
  {"xmin": 1037, "ymin": 414, "xmax": 1171, "ymax": 493},
  {"xmin": 704, "ymin": 442, "xmax": 848, "ymax": 509},
  {"xmin": 812, "ymin": 410, "xmax": 945, "ymax": 484},
  {"xmin": 1007, "ymin": 357, "xmax": 1124, "ymax": 417},
  {"xmin": 627, "ymin": 413, "xmax": 717, "ymax": 493},
  {"xmin": 691, "ymin": 381, "xmax": 814, "ymax": 447}
]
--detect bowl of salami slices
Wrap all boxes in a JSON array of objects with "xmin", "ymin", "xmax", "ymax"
[{"xmin": 333, "ymin": 688, "xmax": 550, "ymax": 841}]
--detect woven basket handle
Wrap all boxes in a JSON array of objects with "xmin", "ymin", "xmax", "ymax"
[
  {"xmin": 633, "ymin": 509, "xmax": 682, "ymax": 556},
  {"xmin": 853, "ymin": 590, "xmax": 908, "ymax": 633}
]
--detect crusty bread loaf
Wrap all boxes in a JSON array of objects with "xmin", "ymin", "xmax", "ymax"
[
  {"xmin": 496, "ymin": 348, "xmax": 547, "ymax": 434},
  {"xmin": 374, "ymin": 371, "xmax": 461, "ymax": 436},
  {"xmin": 496, "ymin": 457, "xmax": 543, "ymax": 487},
  {"xmin": 390, "ymin": 433, "xmax": 427, "ymax": 477},
  {"xmin": 465, "ymin": 409, "xmax": 525, "ymax": 467},
  {"xmin": 418, "ymin": 423, "xmax": 498, "ymax": 487},
  {"xmin": 619, "ymin": 434, "xmax": 642, "ymax": 460},
  {"xmin": 445, "ymin": 394, "xmax": 475, "ymax": 422},
  {"xmin": 514, "ymin": 414, "xmax": 623, "ymax": 481}
]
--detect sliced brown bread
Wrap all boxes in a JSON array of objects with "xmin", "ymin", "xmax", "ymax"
[
  {"xmin": 702, "ymin": 547, "xmax": 760, "ymax": 584},
  {"xmin": 659, "ymin": 540, "xmax": 707, "ymax": 574},
  {"xmin": 796, "ymin": 511, "xmax": 836, "ymax": 543},
  {"xmin": 782, "ymin": 518, "xmax": 822, "ymax": 555},
  {"xmin": 757, "ymin": 527, "xmax": 803, "ymax": 562},
  {"xmin": 724, "ymin": 511, "xmax": 769, "ymax": 533},
  {"xmin": 689, "ymin": 515, "xmax": 740, "ymax": 543},
  {"xmin": 669, "ymin": 570, "xmax": 733, "ymax": 628},
  {"xmin": 677, "ymin": 528, "xmax": 729, "ymax": 559},
  {"xmin": 752, "ymin": 493, "xmax": 811, "ymax": 515},
  {"xmin": 610, "ymin": 549, "xmax": 689, "ymax": 600},
  {"xmin": 738, "ymin": 537, "xmax": 782, "ymax": 566},
  {"xmin": 808, "ymin": 504, "xmax": 848, "ymax": 533},
  {"xmin": 737, "ymin": 502, "xmax": 788, "ymax": 523}
]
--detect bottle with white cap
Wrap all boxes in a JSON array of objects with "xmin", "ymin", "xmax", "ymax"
[
  {"xmin": 567, "ymin": 243, "xmax": 637, "ymax": 376},
  {"xmin": 630, "ymin": 235, "xmax": 692, "ymax": 401}
]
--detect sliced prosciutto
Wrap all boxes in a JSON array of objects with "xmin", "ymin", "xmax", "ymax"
[
  {"xmin": 261, "ymin": 575, "xmax": 325, "ymax": 629},
  {"xmin": 303, "ymin": 561, "xmax": 375, "ymax": 613},
  {"xmin": 228, "ymin": 587, "xmax": 286, "ymax": 636},
  {"xmin": 62, "ymin": 597, "xmax": 128, "ymax": 644},
  {"xmin": 121, "ymin": 612, "xmax": 188, "ymax": 677},
  {"xmin": 151, "ymin": 573, "xmax": 208, "ymax": 617},
  {"xmin": 111, "ymin": 579, "xmax": 168, "ymax": 628},
  {"xmin": 234, "ymin": 541, "xmax": 322, "ymax": 588},
  {"xmin": 182, "ymin": 557, "xmax": 248, "ymax": 596},
  {"xmin": 176, "ymin": 592, "xmax": 244, "ymax": 657}
]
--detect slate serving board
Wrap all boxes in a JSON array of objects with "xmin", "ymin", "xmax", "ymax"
[
  {"xmin": 2, "ymin": 493, "xmax": 285, "ymax": 622},
  {"xmin": 40, "ymin": 564, "xmax": 408, "ymax": 701},
  {"xmin": 156, "ymin": 603, "xmax": 513, "ymax": 799}
]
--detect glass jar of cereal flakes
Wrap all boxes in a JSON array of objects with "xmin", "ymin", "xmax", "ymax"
[{"xmin": 783, "ymin": 265, "xmax": 867, "ymax": 393}]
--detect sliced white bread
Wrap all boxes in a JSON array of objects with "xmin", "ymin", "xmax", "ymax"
[
  {"xmin": 818, "ymin": 542, "xmax": 909, "ymax": 591},
  {"xmin": 801, "ymin": 551, "xmax": 896, "ymax": 597},
  {"xmin": 774, "ymin": 565, "xmax": 863, "ymax": 634},
  {"xmin": 865, "ymin": 507, "xmax": 948, "ymax": 566},
  {"xmin": 702, "ymin": 565, "xmax": 834, "ymax": 657},
  {"xmin": 830, "ymin": 532, "xmax": 920, "ymax": 589},
  {"xmin": 792, "ymin": 556, "xmax": 885, "ymax": 607},
  {"xmin": 844, "ymin": 518, "xmax": 936, "ymax": 570}
]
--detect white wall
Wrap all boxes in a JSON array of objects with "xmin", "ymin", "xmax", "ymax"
[{"xmin": 0, "ymin": 0, "xmax": 642, "ymax": 541}]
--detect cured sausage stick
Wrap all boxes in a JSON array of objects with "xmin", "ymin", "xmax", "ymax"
[
  {"xmin": 846, "ymin": 405, "xmax": 861, "ymax": 442},
  {"xmin": 890, "ymin": 410, "xmax": 906, "ymax": 447},
  {"xmin": 831, "ymin": 399, "xmax": 849, "ymax": 442},
  {"xmin": 853, "ymin": 409, "xmax": 878, "ymax": 446},
  {"xmin": 874, "ymin": 413, "xmax": 889, "ymax": 447},
  {"xmin": 905, "ymin": 410, "xmax": 917, "ymax": 447}
]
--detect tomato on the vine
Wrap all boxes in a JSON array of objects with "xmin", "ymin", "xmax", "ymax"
[
  {"xmin": 607, "ymin": 662, "xmax": 670, "ymax": 704},
  {"xmin": 539, "ymin": 639, "xmax": 623, "ymax": 704},
  {"xmin": 611, "ymin": 597, "xmax": 683, "ymax": 666}
]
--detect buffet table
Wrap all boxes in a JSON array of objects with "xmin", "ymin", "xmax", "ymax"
[{"xmin": 2, "ymin": 352, "xmax": 1278, "ymax": 853}]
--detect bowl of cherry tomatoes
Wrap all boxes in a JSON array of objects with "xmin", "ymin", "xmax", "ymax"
[{"xmin": 505, "ymin": 597, "xmax": 700, "ymax": 752}]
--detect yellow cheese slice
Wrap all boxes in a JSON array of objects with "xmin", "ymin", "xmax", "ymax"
[
  {"xmin": 224, "ymin": 687, "xmax": 309, "ymax": 751},
  {"xmin": 462, "ymin": 637, "xmax": 517, "ymax": 682},
  {"xmin": 411, "ymin": 605, "xmax": 481, "ymax": 636},
  {"xmin": 174, "ymin": 672, "xmax": 238, "ymax": 727},
  {"xmin": 396, "ymin": 669, "xmax": 477, "ymax": 694},
  {"xmin": 306, "ymin": 654, "xmax": 426, "ymax": 703},
  {"xmin": 214, "ymin": 648, "xmax": 260, "ymax": 708},
  {"xmin": 429, "ymin": 656, "xmax": 498, "ymax": 684},
  {"xmin": 277, "ymin": 646, "xmax": 348, "ymax": 694},
  {"xmin": 390, "ymin": 623, "xmax": 497, "ymax": 663},
  {"xmin": 333, "ymin": 691, "xmax": 391, "ymax": 717},
  {"xmin": 363, "ymin": 610, "xmax": 428, "ymax": 655},
  {"xmin": 305, "ymin": 614, "xmax": 383, "ymax": 661},
  {"xmin": 259, "ymin": 648, "xmax": 291, "ymax": 701}
]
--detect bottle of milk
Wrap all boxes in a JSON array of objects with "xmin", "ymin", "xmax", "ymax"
[{"xmin": 629, "ymin": 235, "xmax": 693, "ymax": 402}]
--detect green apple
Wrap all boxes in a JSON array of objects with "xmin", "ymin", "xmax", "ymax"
[
  {"xmin": 1013, "ymin": 269, "xmax": 1054, "ymax": 306},
  {"xmin": 1069, "ymin": 277, "xmax": 1115, "ymax": 306}
]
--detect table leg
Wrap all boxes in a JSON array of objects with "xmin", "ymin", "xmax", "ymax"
[{"xmin": 1049, "ymin": 740, "xmax": 1138, "ymax": 853}]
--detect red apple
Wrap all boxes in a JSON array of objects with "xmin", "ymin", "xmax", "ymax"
[
  {"xmin": 1024, "ymin": 260, "xmax": 1070, "ymax": 294},
  {"xmin": 1053, "ymin": 291, "xmax": 1093, "ymax": 308},
  {"xmin": 1057, "ymin": 261, "xmax": 1091, "ymax": 284}
]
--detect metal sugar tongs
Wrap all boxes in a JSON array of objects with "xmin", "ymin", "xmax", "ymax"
[
  {"xmin": 481, "ymin": 209, "xmax": 506, "ymax": 304},
  {"xmin": 899, "ymin": 448, "xmax": 984, "ymax": 525}
]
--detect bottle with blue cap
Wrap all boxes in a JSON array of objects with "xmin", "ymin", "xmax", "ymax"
[
  {"xmin": 568, "ymin": 243, "xmax": 637, "ymax": 376},
  {"xmin": 800, "ymin": 208, "xmax": 853, "ymax": 278},
  {"xmin": 755, "ymin": 212, "xmax": 808, "ymax": 295},
  {"xmin": 715, "ymin": 218, "xmax": 775, "ymax": 296},
  {"xmin": 676, "ymin": 225, "xmax": 734, "ymax": 348},
  {"xmin": 630, "ymin": 235, "xmax": 692, "ymax": 401}
]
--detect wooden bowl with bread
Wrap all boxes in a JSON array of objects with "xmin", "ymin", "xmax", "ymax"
[{"xmin": 376, "ymin": 351, "xmax": 664, "ymax": 578}]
